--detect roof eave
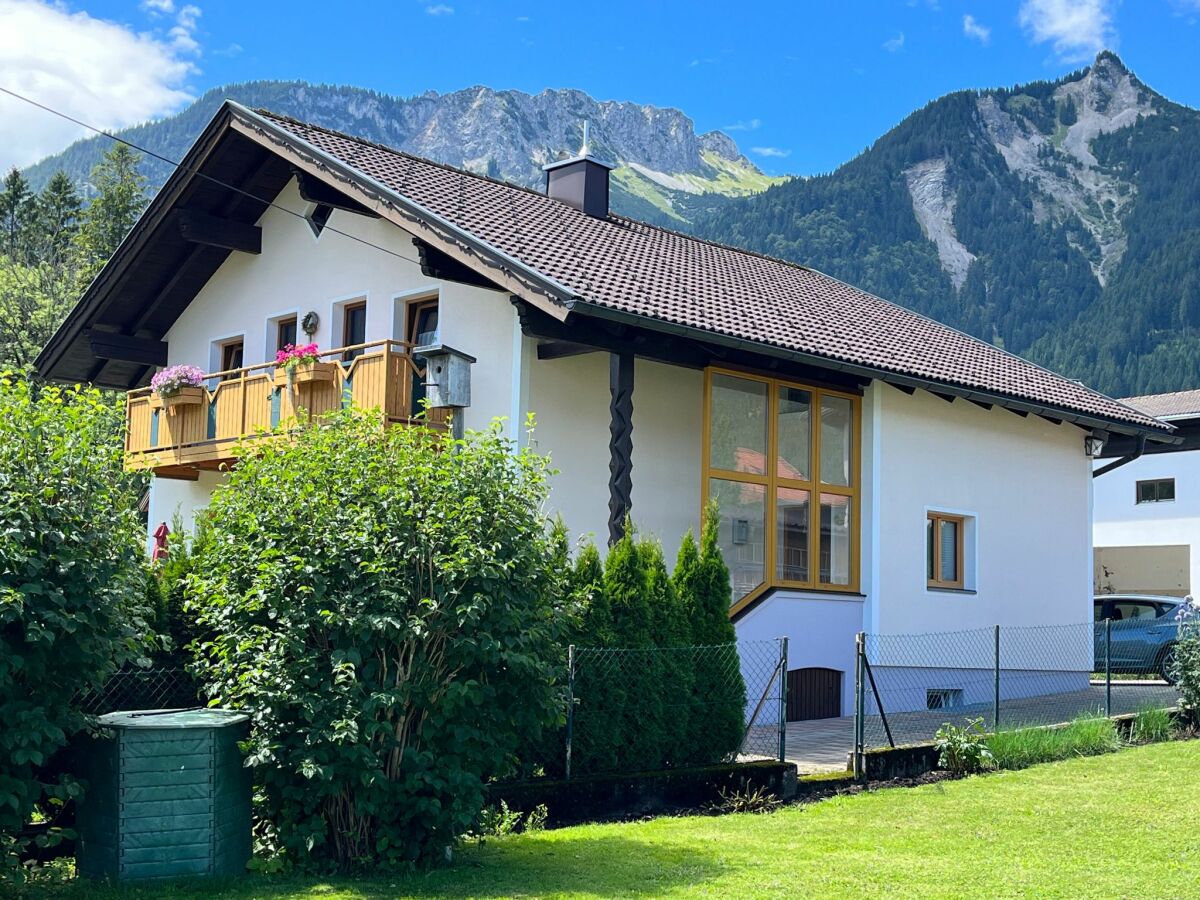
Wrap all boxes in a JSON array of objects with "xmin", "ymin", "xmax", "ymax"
[
  {"xmin": 569, "ymin": 300, "xmax": 1175, "ymax": 440},
  {"xmin": 35, "ymin": 106, "xmax": 239, "ymax": 382}
]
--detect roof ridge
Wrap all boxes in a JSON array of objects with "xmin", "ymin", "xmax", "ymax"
[
  {"xmin": 254, "ymin": 106, "xmax": 821, "ymax": 276},
  {"xmin": 252, "ymin": 107, "xmax": 556, "ymax": 200}
]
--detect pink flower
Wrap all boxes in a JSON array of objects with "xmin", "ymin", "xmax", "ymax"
[{"xmin": 151, "ymin": 364, "xmax": 205, "ymax": 396}]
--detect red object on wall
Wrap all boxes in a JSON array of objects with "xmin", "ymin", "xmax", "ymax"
[{"xmin": 152, "ymin": 522, "xmax": 170, "ymax": 561}]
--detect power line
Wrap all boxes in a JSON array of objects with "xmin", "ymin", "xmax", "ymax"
[{"xmin": 0, "ymin": 85, "xmax": 428, "ymax": 269}]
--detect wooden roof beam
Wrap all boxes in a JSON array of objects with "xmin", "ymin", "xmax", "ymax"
[{"xmin": 175, "ymin": 209, "xmax": 261, "ymax": 254}]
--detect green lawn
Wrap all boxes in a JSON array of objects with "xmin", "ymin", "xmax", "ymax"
[{"xmin": 28, "ymin": 741, "xmax": 1200, "ymax": 899}]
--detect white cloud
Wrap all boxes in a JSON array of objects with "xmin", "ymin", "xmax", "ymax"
[
  {"xmin": 515, "ymin": 14, "xmax": 530, "ymax": 21},
  {"xmin": 963, "ymin": 14, "xmax": 991, "ymax": 44},
  {"xmin": 1018, "ymin": 0, "xmax": 1115, "ymax": 63},
  {"xmin": 751, "ymin": 146, "xmax": 791, "ymax": 158},
  {"xmin": 724, "ymin": 118, "xmax": 762, "ymax": 132},
  {"xmin": 140, "ymin": 0, "xmax": 174, "ymax": 14},
  {"xmin": 168, "ymin": 3, "xmax": 201, "ymax": 54},
  {"xmin": 213, "ymin": 42, "xmax": 242, "ymax": 57},
  {"xmin": 883, "ymin": 31, "xmax": 905, "ymax": 52},
  {"xmin": 0, "ymin": 0, "xmax": 197, "ymax": 172},
  {"xmin": 425, "ymin": 4, "xmax": 453, "ymax": 14}
]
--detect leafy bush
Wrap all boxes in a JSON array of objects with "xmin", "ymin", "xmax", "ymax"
[
  {"xmin": 986, "ymin": 715, "xmax": 1120, "ymax": 770},
  {"xmin": 934, "ymin": 718, "xmax": 994, "ymax": 776},
  {"xmin": 0, "ymin": 374, "xmax": 151, "ymax": 877},
  {"xmin": 151, "ymin": 512, "xmax": 214, "ymax": 661},
  {"xmin": 1130, "ymin": 706, "xmax": 1174, "ymax": 744},
  {"xmin": 188, "ymin": 411, "xmax": 564, "ymax": 871},
  {"xmin": 1172, "ymin": 602, "xmax": 1200, "ymax": 710}
]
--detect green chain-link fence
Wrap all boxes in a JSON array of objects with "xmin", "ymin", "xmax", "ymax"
[
  {"xmin": 565, "ymin": 639, "xmax": 787, "ymax": 777},
  {"xmin": 854, "ymin": 619, "xmax": 1182, "ymax": 771},
  {"xmin": 76, "ymin": 664, "xmax": 203, "ymax": 716}
]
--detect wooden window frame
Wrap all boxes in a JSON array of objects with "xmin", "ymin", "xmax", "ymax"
[
  {"xmin": 342, "ymin": 300, "xmax": 367, "ymax": 361},
  {"xmin": 927, "ymin": 512, "xmax": 966, "ymax": 590},
  {"xmin": 405, "ymin": 296, "xmax": 439, "ymax": 346},
  {"xmin": 219, "ymin": 338, "xmax": 244, "ymax": 382},
  {"xmin": 276, "ymin": 316, "xmax": 298, "ymax": 353},
  {"xmin": 703, "ymin": 366, "xmax": 862, "ymax": 616},
  {"xmin": 1135, "ymin": 478, "xmax": 1175, "ymax": 504}
]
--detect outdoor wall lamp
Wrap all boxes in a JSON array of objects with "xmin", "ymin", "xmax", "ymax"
[{"xmin": 1084, "ymin": 435, "xmax": 1106, "ymax": 458}]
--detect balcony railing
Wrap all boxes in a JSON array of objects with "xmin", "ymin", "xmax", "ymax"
[{"xmin": 125, "ymin": 339, "xmax": 446, "ymax": 476}]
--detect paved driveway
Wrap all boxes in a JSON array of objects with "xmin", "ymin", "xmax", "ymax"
[{"xmin": 748, "ymin": 681, "xmax": 1180, "ymax": 774}]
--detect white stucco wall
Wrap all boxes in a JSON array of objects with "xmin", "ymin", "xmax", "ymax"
[
  {"xmin": 145, "ymin": 470, "xmax": 224, "ymax": 552},
  {"xmin": 1093, "ymin": 449, "xmax": 1200, "ymax": 595},
  {"xmin": 525, "ymin": 354, "xmax": 704, "ymax": 553},
  {"xmin": 872, "ymin": 387, "xmax": 1093, "ymax": 634}
]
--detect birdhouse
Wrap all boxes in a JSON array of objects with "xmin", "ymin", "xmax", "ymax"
[{"xmin": 414, "ymin": 343, "xmax": 476, "ymax": 409}]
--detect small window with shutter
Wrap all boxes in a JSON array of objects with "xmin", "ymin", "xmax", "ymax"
[{"xmin": 927, "ymin": 512, "xmax": 966, "ymax": 590}]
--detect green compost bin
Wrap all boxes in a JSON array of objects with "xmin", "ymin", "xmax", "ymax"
[{"xmin": 76, "ymin": 708, "xmax": 252, "ymax": 881}]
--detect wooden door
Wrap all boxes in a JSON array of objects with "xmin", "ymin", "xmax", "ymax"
[{"xmin": 786, "ymin": 667, "xmax": 842, "ymax": 721}]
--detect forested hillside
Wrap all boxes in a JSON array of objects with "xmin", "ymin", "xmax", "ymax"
[{"xmin": 691, "ymin": 52, "xmax": 1200, "ymax": 398}]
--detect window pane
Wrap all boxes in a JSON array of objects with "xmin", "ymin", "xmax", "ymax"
[
  {"xmin": 277, "ymin": 319, "xmax": 297, "ymax": 351},
  {"xmin": 938, "ymin": 519, "xmax": 959, "ymax": 583},
  {"xmin": 820, "ymin": 395, "xmax": 853, "ymax": 486},
  {"xmin": 1158, "ymin": 479, "xmax": 1175, "ymax": 501},
  {"xmin": 777, "ymin": 387, "xmax": 811, "ymax": 481},
  {"xmin": 776, "ymin": 488, "xmax": 810, "ymax": 582},
  {"xmin": 710, "ymin": 374, "xmax": 768, "ymax": 475},
  {"xmin": 819, "ymin": 493, "xmax": 852, "ymax": 586},
  {"xmin": 1137, "ymin": 482, "xmax": 1155, "ymax": 503},
  {"xmin": 709, "ymin": 478, "xmax": 766, "ymax": 601}
]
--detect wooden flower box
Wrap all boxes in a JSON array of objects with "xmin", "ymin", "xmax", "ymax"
[
  {"xmin": 273, "ymin": 361, "xmax": 337, "ymax": 388},
  {"xmin": 149, "ymin": 385, "xmax": 205, "ymax": 415}
]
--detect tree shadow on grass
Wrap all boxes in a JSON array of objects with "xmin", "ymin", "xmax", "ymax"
[{"xmin": 34, "ymin": 834, "xmax": 729, "ymax": 899}]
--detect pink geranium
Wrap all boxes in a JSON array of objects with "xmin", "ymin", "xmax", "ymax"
[
  {"xmin": 150, "ymin": 364, "xmax": 205, "ymax": 397},
  {"xmin": 275, "ymin": 343, "xmax": 321, "ymax": 371}
]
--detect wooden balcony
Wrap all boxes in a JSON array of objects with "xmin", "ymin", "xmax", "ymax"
[{"xmin": 125, "ymin": 340, "xmax": 445, "ymax": 478}]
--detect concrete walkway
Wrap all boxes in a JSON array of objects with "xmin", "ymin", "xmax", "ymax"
[{"xmin": 748, "ymin": 681, "xmax": 1180, "ymax": 775}]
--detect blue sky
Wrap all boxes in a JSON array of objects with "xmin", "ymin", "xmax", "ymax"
[{"xmin": 2, "ymin": 0, "xmax": 1199, "ymax": 174}]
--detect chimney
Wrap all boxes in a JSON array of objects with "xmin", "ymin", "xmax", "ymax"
[{"xmin": 543, "ymin": 122, "xmax": 615, "ymax": 218}]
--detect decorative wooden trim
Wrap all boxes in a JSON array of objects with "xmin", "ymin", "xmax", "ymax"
[
  {"xmin": 703, "ymin": 365, "xmax": 862, "ymax": 613},
  {"xmin": 608, "ymin": 352, "xmax": 635, "ymax": 546}
]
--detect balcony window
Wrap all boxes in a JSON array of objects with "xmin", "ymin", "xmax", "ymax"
[
  {"xmin": 342, "ymin": 301, "xmax": 367, "ymax": 362},
  {"xmin": 276, "ymin": 316, "xmax": 297, "ymax": 352}
]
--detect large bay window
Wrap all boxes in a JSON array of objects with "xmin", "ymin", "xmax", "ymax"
[{"xmin": 704, "ymin": 369, "xmax": 861, "ymax": 607}]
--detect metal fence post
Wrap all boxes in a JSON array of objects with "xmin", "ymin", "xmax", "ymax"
[
  {"xmin": 993, "ymin": 624, "xmax": 1001, "ymax": 732},
  {"xmin": 565, "ymin": 644, "xmax": 575, "ymax": 781},
  {"xmin": 1105, "ymin": 618, "xmax": 1112, "ymax": 718},
  {"xmin": 853, "ymin": 632, "xmax": 865, "ymax": 781},
  {"xmin": 777, "ymin": 637, "xmax": 789, "ymax": 763}
]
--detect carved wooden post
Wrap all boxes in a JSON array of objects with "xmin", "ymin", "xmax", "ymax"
[{"xmin": 608, "ymin": 351, "xmax": 634, "ymax": 546}]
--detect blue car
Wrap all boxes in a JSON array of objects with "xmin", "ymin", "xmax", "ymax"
[{"xmin": 1094, "ymin": 595, "xmax": 1189, "ymax": 682}]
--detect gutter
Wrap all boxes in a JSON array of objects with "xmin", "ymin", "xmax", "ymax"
[
  {"xmin": 570, "ymin": 301, "xmax": 1176, "ymax": 441},
  {"xmin": 1092, "ymin": 434, "xmax": 1147, "ymax": 478}
]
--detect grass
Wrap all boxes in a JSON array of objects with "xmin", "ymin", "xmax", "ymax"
[
  {"xmin": 20, "ymin": 741, "xmax": 1200, "ymax": 899},
  {"xmin": 1130, "ymin": 706, "xmax": 1175, "ymax": 744},
  {"xmin": 986, "ymin": 714, "xmax": 1121, "ymax": 770}
]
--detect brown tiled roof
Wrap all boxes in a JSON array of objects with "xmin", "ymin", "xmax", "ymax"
[
  {"xmin": 252, "ymin": 108, "xmax": 1166, "ymax": 433},
  {"xmin": 1121, "ymin": 389, "xmax": 1200, "ymax": 421}
]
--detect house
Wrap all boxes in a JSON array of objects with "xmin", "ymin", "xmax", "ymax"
[
  {"xmin": 1093, "ymin": 389, "xmax": 1200, "ymax": 597},
  {"xmin": 35, "ymin": 102, "xmax": 1175, "ymax": 719}
]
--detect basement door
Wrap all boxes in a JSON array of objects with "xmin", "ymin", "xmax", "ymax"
[{"xmin": 786, "ymin": 667, "xmax": 842, "ymax": 721}]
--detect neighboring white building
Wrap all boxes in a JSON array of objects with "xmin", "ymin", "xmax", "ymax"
[
  {"xmin": 1093, "ymin": 390, "xmax": 1200, "ymax": 597},
  {"xmin": 37, "ymin": 102, "xmax": 1174, "ymax": 719}
]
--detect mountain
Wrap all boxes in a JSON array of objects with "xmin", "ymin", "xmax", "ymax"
[
  {"xmin": 690, "ymin": 52, "xmax": 1200, "ymax": 399},
  {"xmin": 23, "ymin": 81, "xmax": 780, "ymax": 227}
]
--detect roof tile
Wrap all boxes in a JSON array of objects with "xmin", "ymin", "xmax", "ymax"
[{"xmin": 258, "ymin": 110, "xmax": 1164, "ymax": 432}]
